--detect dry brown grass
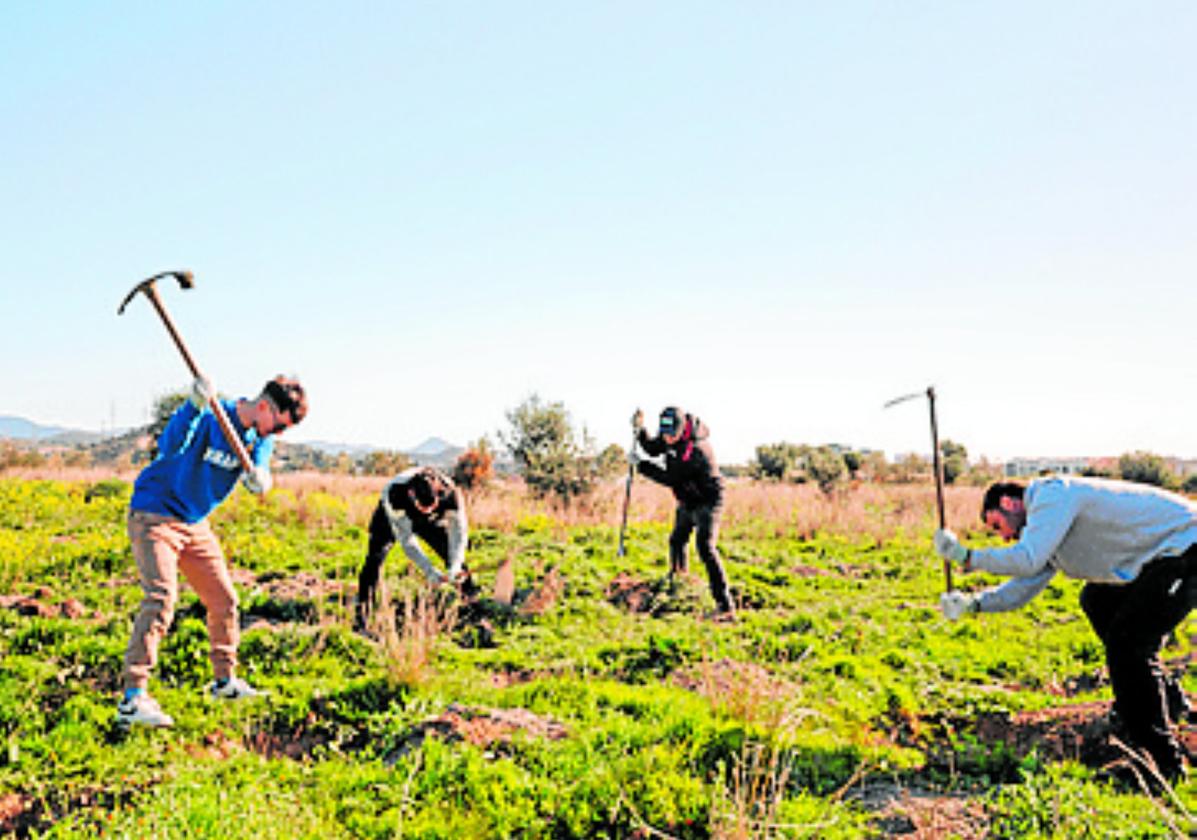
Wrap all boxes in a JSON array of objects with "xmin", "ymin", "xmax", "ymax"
[
  {"xmin": 463, "ymin": 477, "xmax": 985, "ymax": 540},
  {"xmin": 5, "ymin": 466, "xmax": 986, "ymax": 539},
  {"xmin": 367, "ymin": 586, "xmax": 459, "ymax": 687}
]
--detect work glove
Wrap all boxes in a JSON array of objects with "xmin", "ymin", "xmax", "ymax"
[
  {"xmin": 940, "ymin": 590, "xmax": 980, "ymax": 621},
  {"xmin": 933, "ymin": 528, "xmax": 970, "ymax": 566},
  {"xmin": 241, "ymin": 466, "xmax": 273, "ymax": 496},
  {"xmin": 631, "ymin": 409, "xmax": 644, "ymax": 430},
  {"xmin": 189, "ymin": 375, "xmax": 215, "ymax": 410}
]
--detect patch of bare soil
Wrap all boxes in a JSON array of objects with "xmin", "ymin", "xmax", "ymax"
[
  {"xmin": 853, "ymin": 784, "xmax": 989, "ymax": 839},
  {"xmin": 245, "ymin": 723, "xmax": 335, "ymax": 761},
  {"xmin": 0, "ymin": 587, "xmax": 89, "ymax": 620},
  {"xmin": 0, "ymin": 783, "xmax": 146, "ymax": 836},
  {"xmin": 606, "ymin": 572, "xmax": 657, "ymax": 613},
  {"xmin": 382, "ymin": 702, "xmax": 568, "ymax": 766},
  {"xmin": 234, "ymin": 568, "xmax": 350, "ymax": 629}
]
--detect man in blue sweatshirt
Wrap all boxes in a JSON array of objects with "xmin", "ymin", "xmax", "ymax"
[
  {"xmin": 934, "ymin": 476, "xmax": 1196, "ymax": 782},
  {"xmin": 116, "ymin": 375, "xmax": 308, "ymax": 728}
]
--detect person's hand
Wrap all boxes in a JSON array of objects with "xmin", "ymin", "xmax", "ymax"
[
  {"xmin": 631, "ymin": 409, "xmax": 644, "ymax": 430},
  {"xmin": 933, "ymin": 528, "xmax": 970, "ymax": 565},
  {"xmin": 190, "ymin": 375, "xmax": 215, "ymax": 410},
  {"xmin": 627, "ymin": 448, "xmax": 642, "ymax": 467},
  {"xmin": 241, "ymin": 466, "xmax": 273, "ymax": 495},
  {"xmin": 940, "ymin": 590, "xmax": 979, "ymax": 621}
]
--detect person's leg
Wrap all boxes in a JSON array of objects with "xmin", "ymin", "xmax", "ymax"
[
  {"xmin": 694, "ymin": 503, "xmax": 733, "ymax": 613},
  {"xmin": 668, "ymin": 506, "xmax": 695, "ymax": 576},
  {"xmin": 356, "ymin": 504, "xmax": 394, "ymax": 628},
  {"xmin": 1083, "ymin": 550, "xmax": 1195, "ymax": 778},
  {"xmin": 123, "ymin": 511, "xmax": 185, "ymax": 691},
  {"xmin": 178, "ymin": 520, "xmax": 238, "ymax": 683}
]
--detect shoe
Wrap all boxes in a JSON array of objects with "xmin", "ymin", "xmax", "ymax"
[
  {"xmin": 115, "ymin": 693, "xmax": 174, "ymax": 728},
  {"xmin": 209, "ymin": 676, "xmax": 267, "ymax": 701}
]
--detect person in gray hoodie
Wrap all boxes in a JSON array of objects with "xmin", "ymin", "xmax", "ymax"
[
  {"xmin": 934, "ymin": 476, "xmax": 1197, "ymax": 781},
  {"xmin": 630, "ymin": 406, "xmax": 734, "ymax": 618}
]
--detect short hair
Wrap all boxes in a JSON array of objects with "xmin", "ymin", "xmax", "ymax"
[
  {"xmin": 410, "ymin": 467, "xmax": 450, "ymax": 510},
  {"xmin": 262, "ymin": 375, "xmax": 308, "ymax": 425},
  {"xmin": 981, "ymin": 481, "xmax": 1025, "ymax": 522}
]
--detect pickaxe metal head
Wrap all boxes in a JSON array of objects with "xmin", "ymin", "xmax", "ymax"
[
  {"xmin": 117, "ymin": 270, "xmax": 194, "ymax": 315},
  {"xmin": 883, "ymin": 386, "xmax": 934, "ymax": 410}
]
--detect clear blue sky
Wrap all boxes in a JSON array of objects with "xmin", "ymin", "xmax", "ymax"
[{"xmin": 3, "ymin": 3, "xmax": 1195, "ymax": 464}]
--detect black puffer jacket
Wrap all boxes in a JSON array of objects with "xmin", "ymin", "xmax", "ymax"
[{"xmin": 636, "ymin": 413, "xmax": 723, "ymax": 507}]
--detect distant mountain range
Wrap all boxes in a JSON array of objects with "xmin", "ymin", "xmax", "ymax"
[
  {"xmin": 0, "ymin": 415, "xmax": 117, "ymax": 446},
  {"xmin": 0, "ymin": 414, "xmax": 465, "ymax": 467}
]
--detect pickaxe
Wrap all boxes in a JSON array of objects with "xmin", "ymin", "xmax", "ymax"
[
  {"xmin": 883, "ymin": 386, "xmax": 953, "ymax": 592},
  {"xmin": 118, "ymin": 271, "xmax": 255, "ymax": 474}
]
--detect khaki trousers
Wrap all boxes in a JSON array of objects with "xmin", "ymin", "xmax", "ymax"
[{"xmin": 123, "ymin": 510, "xmax": 239, "ymax": 690}]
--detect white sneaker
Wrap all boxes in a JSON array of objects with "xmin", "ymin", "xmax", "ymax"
[
  {"xmin": 209, "ymin": 676, "xmax": 267, "ymax": 701},
  {"xmin": 116, "ymin": 693, "xmax": 174, "ymax": 728}
]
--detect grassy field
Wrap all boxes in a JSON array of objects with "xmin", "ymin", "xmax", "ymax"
[{"xmin": 0, "ymin": 473, "xmax": 1193, "ymax": 838}]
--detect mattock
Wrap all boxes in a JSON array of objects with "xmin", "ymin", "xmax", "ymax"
[{"xmin": 118, "ymin": 270, "xmax": 255, "ymax": 473}]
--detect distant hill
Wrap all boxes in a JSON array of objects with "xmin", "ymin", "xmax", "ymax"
[
  {"xmin": 406, "ymin": 437, "xmax": 464, "ymax": 468},
  {"xmin": 2, "ymin": 413, "xmax": 477, "ymax": 472},
  {"xmin": 0, "ymin": 415, "xmax": 70, "ymax": 441},
  {"xmin": 0, "ymin": 415, "xmax": 120, "ymax": 446}
]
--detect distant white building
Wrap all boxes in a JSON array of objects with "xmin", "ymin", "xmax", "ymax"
[{"xmin": 1004, "ymin": 457, "xmax": 1090, "ymax": 477}]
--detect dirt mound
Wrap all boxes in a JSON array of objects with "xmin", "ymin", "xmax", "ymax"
[
  {"xmin": 516, "ymin": 566, "xmax": 563, "ymax": 615},
  {"xmin": 383, "ymin": 702, "xmax": 568, "ymax": 765},
  {"xmin": 0, "ymin": 588, "xmax": 89, "ymax": 620},
  {"xmin": 606, "ymin": 572, "xmax": 656, "ymax": 613}
]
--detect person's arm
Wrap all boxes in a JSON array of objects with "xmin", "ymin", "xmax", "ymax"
[
  {"xmin": 636, "ymin": 459, "xmax": 670, "ymax": 487},
  {"xmin": 392, "ymin": 512, "xmax": 446, "ymax": 585},
  {"xmin": 975, "ymin": 566, "xmax": 1057, "ymax": 612},
  {"xmin": 444, "ymin": 507, "xmax": 468, "ymax": 580},
  {"xmin": 970, "ymin": 482, "xmax": 1076, "ymax": 577},
  {"xmin": 637, "ymin": 429, "xmax": 666, "ymax": 457}
]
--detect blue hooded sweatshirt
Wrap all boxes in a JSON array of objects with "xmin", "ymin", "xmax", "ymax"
[{"xmin": 130, "ymin": 399, "xmax": 274, "ymax": 524}]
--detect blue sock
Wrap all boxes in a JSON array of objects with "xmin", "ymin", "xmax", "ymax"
[{"xmin": 123, "ymin": 687, "xmax": 143, "ymax": 703}]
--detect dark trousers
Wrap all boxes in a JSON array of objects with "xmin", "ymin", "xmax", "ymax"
[
  {"xmin": 355, "ymin": 505, "xmax": 468, "ymax": 626},
  {"xmin": 1079, "ymin": 545, "xmax": 1196, "ymax": 775},
  {"xmin": 669, "ymin": 503, "xmax": 733, "ymax": 612}
]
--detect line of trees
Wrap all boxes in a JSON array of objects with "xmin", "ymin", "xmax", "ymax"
[{"xmin": 6, "ymin": 393, "xmax": 1197, "ymax": 505}]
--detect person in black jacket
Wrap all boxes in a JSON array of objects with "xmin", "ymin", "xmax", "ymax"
[{"xmin": 631, "ymin": 406, "xmax": 734, "ymax": 618}]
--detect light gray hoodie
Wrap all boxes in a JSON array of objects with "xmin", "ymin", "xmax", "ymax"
[{"xmin": 973, "ymin": 476, "xmax": 1197, "ymax": 613}]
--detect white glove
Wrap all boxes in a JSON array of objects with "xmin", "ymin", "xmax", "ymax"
[
  {"xmin": 189, "ymin": 375, "xmax": 215, "ymax": 410},
  {"xmin": 940, "ymin": 590, "xmax": 980, "ymax": 621},
  {"xmin": 628, "ymin": 448, "xmax": 642, "ymax": 467},
  {"xmin": 241, "ymin": 466, "xmax": 273, "ymax": 495},
  {"xmin": 933, "ymin": 529, "xmax": 970, "ymax": 565}
]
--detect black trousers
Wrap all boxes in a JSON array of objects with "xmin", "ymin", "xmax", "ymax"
[
  {"xmin": 669, "ymin": 502, "xmax": 733, "ymax": 612},
  {"xmin": 1079, "ymin": 544, "xmax": 1196, "ymax": 774},
  {"xmin": 356, "ymin": 504, "xmax": 467, "ymax": 625}
]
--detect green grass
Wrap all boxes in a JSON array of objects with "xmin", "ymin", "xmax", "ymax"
[{"xmin": 0, "ymin": 476, "xmax": 1192, "ymax": 837}]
